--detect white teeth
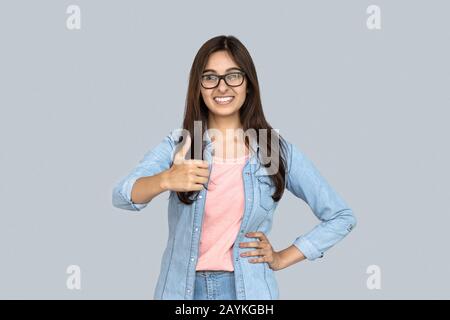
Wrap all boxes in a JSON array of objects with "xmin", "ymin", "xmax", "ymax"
[{"xmin": 214, "ymin": 96, "xmax": 234, "ymax": 104}]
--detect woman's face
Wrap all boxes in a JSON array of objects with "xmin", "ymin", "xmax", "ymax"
[{"xmin": 200, "ymin": 50, "xmax": 247, "ymax": 119}]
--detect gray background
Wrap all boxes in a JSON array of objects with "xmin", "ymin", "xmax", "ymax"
[{"xmin": 1, "ymin": 0, "xmax": 449, "ymax": 299}]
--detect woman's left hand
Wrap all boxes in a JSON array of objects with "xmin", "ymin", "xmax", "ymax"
[{"xmin": 239, "ymin": 232, "xmax": 283, "ymax": 271}]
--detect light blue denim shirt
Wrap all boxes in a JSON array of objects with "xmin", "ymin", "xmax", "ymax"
[{"xmin": 112, "ymin": 129, "xmax": 357, "ymax": 300}]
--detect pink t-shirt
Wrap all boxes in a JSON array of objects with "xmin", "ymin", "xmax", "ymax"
[{"xmin": 195, "ymin": 153, "xmax": 249, "ymax": 271}]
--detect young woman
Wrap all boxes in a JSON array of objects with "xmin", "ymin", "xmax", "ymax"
[{"xmin": 112, "ymin": 35, "xmax": 357, "ymax": 300}]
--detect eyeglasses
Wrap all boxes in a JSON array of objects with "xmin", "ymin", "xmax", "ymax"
[{"xmin": 200, "ymin": 71, "xmax": 246, "ymax": 89}]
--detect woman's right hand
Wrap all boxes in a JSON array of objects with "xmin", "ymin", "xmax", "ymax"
[{"xmin": 161, "ymin": 134, "xmax": 210, "ymax": 192}]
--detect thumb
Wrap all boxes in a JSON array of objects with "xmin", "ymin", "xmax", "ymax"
[{"xmin": 173, "ymin": 133, "xmax": 191, "ymax": 164}]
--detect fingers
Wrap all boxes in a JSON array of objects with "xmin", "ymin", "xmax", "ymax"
[
  {"xmin": 239, "ymin": 232, "xmax": 272, "ymax": 264},
  {"xmin": 181, "ymin": 165, "xmax": 209, "ymax": 192},
  {"xmin": 192, "ymin": 175, "xmax": 208, "ymax": 185},
  {"xmin": 239, "ymin": 232, "xmax": 270, "ymax": 249},
  {"xmin": 173, "ymin": 134, "xmax": 210, "ymax": 168},
  {"xmin": 239, "ymin": 235, "xmax": 273, "ymax": 264},
  {"xmin": 173, "ymin": 134, "xmax": 191, "ymax": 164},
  {"xmin": 240, "ymin": 249, "xmax": 264, "ymax": 257},
  {"xmin": 192, "ymin": 167, "xmax": 210, "ymax": 178},
  {"xmin": 239, "ymin": 246, "xmax": 270, "ymax": 264},
  {"xmin": 190, "ymin": 183, "xmax": 205, "ymax": 191},
  {"xmin": 239, "ymin": 241, "xmax": 264, "ymax": 249},
  {"xmin": 247, "ymin": 257, "xmax": 267, "ymax": 263},
  {"xmin": 187, "ymin": 159, "xmax": 209, "ymax": 168},
  {"xmin": 245, "ymin": 232, "xmax": 268, "ymax": 241},
  {"xmin": 175, "ymin": 156, "xmax": 209, "ymax": 169}
]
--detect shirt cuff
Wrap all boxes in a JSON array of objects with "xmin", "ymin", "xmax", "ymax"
[
  {"xmin": 293, "ymin": 236, "xmax": 324, "ymax": 261},
  {"xmin": 121, "ymin": 175, "xmax": 148, "ymax": 211}
]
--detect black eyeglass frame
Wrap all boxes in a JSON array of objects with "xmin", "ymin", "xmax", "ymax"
[{"xmin": 200, "ymin": 71, "xmax": 246, "ymax": 89}]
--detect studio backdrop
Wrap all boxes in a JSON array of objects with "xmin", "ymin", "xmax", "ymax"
[{"xmin": 0, "ymin": 0, "xmax": 449, "ymax": 299}]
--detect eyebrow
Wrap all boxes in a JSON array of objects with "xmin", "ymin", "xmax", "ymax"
[{"xmin": 202, "ymin": 67, "xmax": 242, "ymax": 74}]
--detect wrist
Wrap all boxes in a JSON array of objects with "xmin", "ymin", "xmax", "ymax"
[
  {"xmin": 159, "ymin": 169, "xmax": 170, "ymax": 191},
  {"xmin": 269, "ymin": 252, "xmax": 285, "ymax": 271},
  {"xmin": 270, "ymin": 245, "xmax": 306, "ymax": 271}
]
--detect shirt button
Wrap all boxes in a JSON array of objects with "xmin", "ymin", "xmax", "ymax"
[
  {"xmin": 195, "ymin": 228, "xmax": 199, "ymax": 232},
  {"xmin": 247, "ymin": 198, "xmax": 251, "ymax": 201},
  {"xmin": 191, "ymin": 258, "xmax": 195, "ymax": 262},
  {"xmin": 187, "ymin": 289, "xmax": 191, "ymax": 294},
  {"xmin": 198, "ymin": 195, "xmax": 202, "ymax": 199}
]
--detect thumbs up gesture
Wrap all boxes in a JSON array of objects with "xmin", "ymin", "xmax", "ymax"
[{"xmin": 162, "ymin": 134, "xmax": 210, "ymax": 192}]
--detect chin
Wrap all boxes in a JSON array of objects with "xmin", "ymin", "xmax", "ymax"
[
  {"xmin": 208, "ymin": 102, "xmax": 237, "ymax": 112},
  {"xmin": 211, "ymin": 108, "xmax": 237, "ymax": 116}
]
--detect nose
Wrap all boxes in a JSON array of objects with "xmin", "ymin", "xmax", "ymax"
[{"xmin": 217, "ymin": 78, "xmax": 229, "ymax": 92}]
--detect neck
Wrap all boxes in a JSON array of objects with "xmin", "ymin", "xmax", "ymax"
[
  {"xmin": 206, "ymin": 113, "xmax": 249, "ymax": 159},
  {"xmin": 207, "ymin": 113, "xmax": 243, "ymax": 137}
]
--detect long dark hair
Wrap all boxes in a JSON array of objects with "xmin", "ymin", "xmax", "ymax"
[{"xmin": 176, "ymin": 35, "xmax": 288, "ymax": 205}]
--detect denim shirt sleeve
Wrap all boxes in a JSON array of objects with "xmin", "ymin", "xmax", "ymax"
[
  {"xmin": 112, "ymin": 132, "xmax": 175, "ymax": 211},
  {"xmin": 286, "ymin": 142, "xmax": 357, "ymax": 261}
]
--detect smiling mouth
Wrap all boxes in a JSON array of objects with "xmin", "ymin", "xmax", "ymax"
[{"xmin": 213, "ymin": 96, "xmax": 234, "ymax": 105}]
